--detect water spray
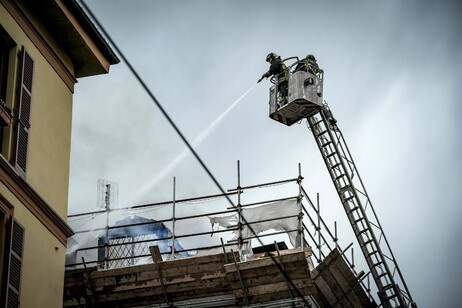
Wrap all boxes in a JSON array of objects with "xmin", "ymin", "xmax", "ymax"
[{"xmin": 132, "ymin": 83, "xmax": 258, "ymax": 204}]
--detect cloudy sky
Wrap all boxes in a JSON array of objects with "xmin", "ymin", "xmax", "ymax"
[{"xmin": 68, "ymin": 1, "xmax": 462, "ymax": 307}]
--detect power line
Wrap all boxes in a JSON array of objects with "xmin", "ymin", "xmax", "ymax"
[{"xmin": 80, "ymin": 1, "xmax": 232, "ymax": 208}]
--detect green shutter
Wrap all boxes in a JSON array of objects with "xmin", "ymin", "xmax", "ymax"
[{"xmin": 14, "ymin": 47, "xmax": 33, "ymax": 178}]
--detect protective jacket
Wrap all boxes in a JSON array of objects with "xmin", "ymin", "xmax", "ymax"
[
  {"xmin": 307, "ymin": 59, "xmax": 319, "ymax": 75},
  {"xmin": 294, "ymin": 58, "xmax": 319, "ymax": 75},
  {"xmin": 263, "ymin": 58, "xmax": 288, "ymax": 82}
]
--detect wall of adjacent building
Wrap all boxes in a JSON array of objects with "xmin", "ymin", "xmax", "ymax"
[
  {"xmin": 0, "ymin": 182, "xmax": 67, "ymax": 307},
  {"xmin": 0, "ymin": 2, "xmax": 74, "ymax": 218},
  {"xmin": 1, "ymin": 2, "xmax": 74, "ymax": 306}
]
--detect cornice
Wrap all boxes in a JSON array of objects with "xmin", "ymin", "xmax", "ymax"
[
  {"xmin": 0, "ymin": 0, "xmax": 77, "ymax": 92},
  {"xmin": 0, "ymin": 155, "xmax": 74, "ymax": 245}
]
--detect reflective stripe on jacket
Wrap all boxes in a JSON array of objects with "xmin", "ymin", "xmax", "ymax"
[{"xmin": 276, "ymin": 61, "xmax": 288, "ymax": 83}]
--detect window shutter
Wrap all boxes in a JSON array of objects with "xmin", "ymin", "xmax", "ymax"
[
  {"xmin": 3, "ymin": 218, "xmax": 25, "ymax": 308},
  {"xmin": 14, "ymin": 47, "xmax": 34, "ymax": 178}
]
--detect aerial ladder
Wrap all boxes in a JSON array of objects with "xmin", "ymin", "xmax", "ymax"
[{"xmin": 266, "ymin": 57, "xmax": 417, "ymax": 307}]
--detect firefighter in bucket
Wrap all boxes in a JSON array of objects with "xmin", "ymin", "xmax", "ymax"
[
  {"xmin": 260, "ymin": 53, "xmax": 325, "ymax": 126},
  {"xmin": 258, "ymin": 52, "xmax": 289, "ymax": 107}
]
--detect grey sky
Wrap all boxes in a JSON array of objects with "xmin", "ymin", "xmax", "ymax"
[{"xmin": 69, "ymin": 1, "xmax": 462, "ymax": 306}]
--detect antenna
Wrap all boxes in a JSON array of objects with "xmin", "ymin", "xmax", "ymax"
[
  {"xmin": 97, "ymin": 179, "xmax": 119, "ymax": 269},
  {"xmin": 97, "ymin": 179, "xmax": 119, "ymax": 210}
]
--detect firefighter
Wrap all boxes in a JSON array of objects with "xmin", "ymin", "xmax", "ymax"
[
  {"xmin": 258, "ymin": 52, "xmax": 289, "ymax": 106},
  {"xmin": 294, "ymin": 54, "xmax": 319, "ymax": 75},
  {"xmin": 306, "ymin": 54, "xmax": 319, "ymax": 75}
]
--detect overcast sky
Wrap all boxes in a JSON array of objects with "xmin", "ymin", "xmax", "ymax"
[{"xmin": 68, "ymin": 1, "xmax": 462, "ymax": 307}]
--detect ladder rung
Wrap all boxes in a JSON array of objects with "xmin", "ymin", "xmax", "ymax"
[
  {"xmin": 335, "ymin": 174, "xmax": 345, "ymax": 181},
  {"xmin": 312, "ymin": 119, "xmax": 323, "ymax": 126},
  {"xmin": 331, "ymin": 163, "xmax": 341, "ymax": 169},
  {"xmin": 321, "ymin": 141, "xmax": 332, "ymax": 148},
  {"xmin": 382, "ymin": 294, "xmax": 399, "ymax": 302},
  {"xmin": 358, "ymin": 228, "xmax": 369, "ymax": 235},
  {"xmin": 377, "ymin": 273, "xmax": 388, "ymax": 280},
  {"xmin": 344, "ymin": 195, "xmax": 354, "ymax": 202},
  {"xmin": 372, "ymin": 261, "xmax": 383, "ymax": 268},
  {"xmin": 367, "ymin": 250, "xmax": 378, "ymax": 258},
  {"xmin": 339, "ymin": 185, "xmax": 351, "ymax": 193},
  {"xmin": 382, "ymin": 284, "xmax": 395, "ymax": 291},
  {"xmin": 362, "ymin": 239, "xmax": 374, "ymax": 247},
  {"xmin": 347, "ymin": 206, "xmax": 359, "ymax": 214},
  {"xmin": 317, "ymin": 130, "xmax": 328, "ymax": 137},
  {"xmin": 326, "ymin": 152, "xmax": 337, "ymax": 159},
  {"xmin": 353, "ymin": 217, "xmax": 364, "ymax": 224}
]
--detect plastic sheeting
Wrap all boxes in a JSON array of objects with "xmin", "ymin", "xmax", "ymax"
[
  {"xmin": 66, "ymin": 215, "xmax": 191, "ymax": 267},
  {"xmin": 209, "ymin": 199, "xmax": 301, "ymax": 259}
]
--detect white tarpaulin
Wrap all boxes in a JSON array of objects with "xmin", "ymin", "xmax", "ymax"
[{"xmin": 209, "ymin": 199, "xmax": 301, "ymax": 259}]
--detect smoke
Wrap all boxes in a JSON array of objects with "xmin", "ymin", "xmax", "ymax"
[{"xmin": 130, "ymin": 83, "xmax": 257, "ymax": 204}]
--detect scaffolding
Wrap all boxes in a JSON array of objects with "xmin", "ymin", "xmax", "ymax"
[{"xmin": 65, "ymin": 163, "xmax": 377, "ymax": 307}]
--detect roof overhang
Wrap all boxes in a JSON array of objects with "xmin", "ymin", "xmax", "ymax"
[{"xmin": 21, "ymin": 0, "xmax": 120, "ymax": 78}]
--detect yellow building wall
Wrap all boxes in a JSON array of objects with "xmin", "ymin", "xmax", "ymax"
[
  {"xmin": 1, "ymin": 3, "xmax": 76, "ymax": 307},
  {"xmin": 0, "ymin": 3, "xmax": 74, "ymax": 218},
  {"xmin": 0, "ymin": 182, "xmax": 67, "ymax": 308},
  {"xmin": 26, "ymin": 50, "xmax": 73, "ymax": 219}
]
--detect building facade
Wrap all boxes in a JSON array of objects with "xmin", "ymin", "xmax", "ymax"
[{"xmin": 0, "ymin": 0, "xmax": 118, "ymax": 306}]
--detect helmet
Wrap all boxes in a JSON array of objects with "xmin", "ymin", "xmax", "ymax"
[
  {"xmin": 266, "ymin": 52, "xmax": 278, "ymax": 62},
  {"xmin": 306, "ymin": 54, "xmax": 316, "ymax": 61}
]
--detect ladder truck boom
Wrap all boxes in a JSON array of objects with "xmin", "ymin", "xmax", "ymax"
[{"xmin": 267, "ymin": 57, "xmax": 417, "ymax": 307}]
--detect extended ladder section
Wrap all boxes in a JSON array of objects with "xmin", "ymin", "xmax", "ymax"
[{"xmin": 307, "ymin": 106, "xmax": 416, "ymax": 308}]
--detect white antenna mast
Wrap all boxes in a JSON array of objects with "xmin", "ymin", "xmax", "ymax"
[
  {"xmin": 97, "ymin": 179, "xmax": 119, "ymax": 269},
  {"xmin": 97, "ymin": 179, "xmax": 119, "ymax": 210}
]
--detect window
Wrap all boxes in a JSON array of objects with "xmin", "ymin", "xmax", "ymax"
[
  {"xmin": 0, "ymin": 27, "xmax": 13, "ymax": 103},
  {"xmin": 14, "ymin": 47, "xmax": 34, "ymax": 178},
  {"xmin": 0, "ymin": 28, "xmax": 36, "ymax": 178},
  {"xmin": 0, "ymin": 209, "xmax": 6, "ymax": 295},
  {"xmin": 0, "ymin": 198, "xmax": 22, "ymax": 308},
  {"xmin": 1, "ymin": 217, "xmax": 25, "ymax": 308},
  {"xmin": 0, "ymin": 25, "xmax": 15, "ymax": 152}
]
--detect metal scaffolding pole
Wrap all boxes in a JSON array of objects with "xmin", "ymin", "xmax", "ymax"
[
  {"xmin": 171, "ymin": 177, "xmax": 176, "ymax": 260},
  {"xmin": 297, "ymin": 163, "xmax": 304, "ymax": 251},
  {"xmin": 237, "ymin": 160, "xmax": 243, "ymax": 258}
]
